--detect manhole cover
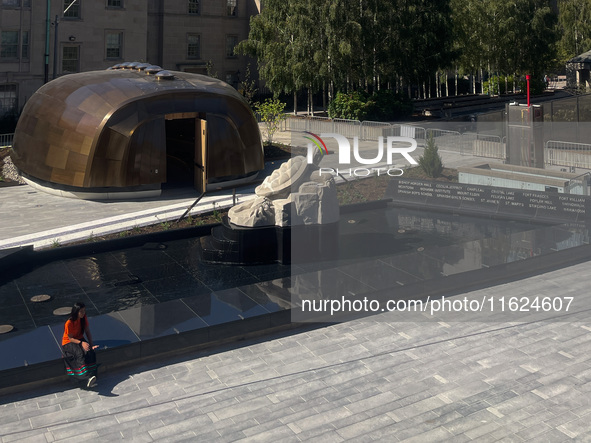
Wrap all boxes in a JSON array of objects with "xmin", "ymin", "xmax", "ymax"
[
  {"xmin": 53, "ymin": 307, "xmax": 71, "ymax": 316},
  {"xmin": 0, "ymin": 325, "xmax": 14, "ymax": 334},
  {"xmin": 31, "ymin": 294, "xmax": 51, "ymax": 303},
  {"xmin": 417, "ymin": 247, "xmax": 425, "ymax": 252}
]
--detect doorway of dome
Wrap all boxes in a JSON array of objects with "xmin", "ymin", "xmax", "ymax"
[{"xmin": 164, "ymin": 113, "xmax": 207, "ymax": 192}]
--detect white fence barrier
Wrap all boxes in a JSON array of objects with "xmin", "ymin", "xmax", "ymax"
[
  {"xmin": 279, "ymin": 118, "xmax": 591, "ymax": 169},
  {"xmin": 545, "ymin": 140, "xmax": 591, "ymax": 169},
  {"xmin": 462, "ymin": 133, "xmax": 505, "ymax": 159}
]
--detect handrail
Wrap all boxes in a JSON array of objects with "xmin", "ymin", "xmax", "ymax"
[{"xmin": 176, "ymin": 191, "xmax": 206, "ymax": 224}]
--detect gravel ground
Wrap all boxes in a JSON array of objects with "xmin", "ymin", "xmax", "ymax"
[{"xmin": 1, "ymin": 149, "xmax": 26, "ymax": 184}]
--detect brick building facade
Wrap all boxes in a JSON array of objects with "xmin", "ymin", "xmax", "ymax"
[{"xmin": 0, "ymin": 0, "xmax": 260, "ymax": 125}]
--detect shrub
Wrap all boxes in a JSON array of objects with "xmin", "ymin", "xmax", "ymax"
[
  {"xmin": 483, "ymin": 75, "xmax": 518, "ymax": 95},
  {"xmin": 328, "ymin": 90, "xmax": 413, "ymax": 121},
  {"xmin": 255, "ymin": 98, "xmax": 287, "ymax": 144},
  {"xmin": 419, "ymin": 134, "xmax": 443, "ymax": 178}
]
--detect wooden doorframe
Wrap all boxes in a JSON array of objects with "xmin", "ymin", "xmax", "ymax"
[
  {"xmin": 164, "ymin": 112, "xmax": 207, "ymax": 192},
  {"xmin": 194, "ymin": 117, "xmax": 207, "ymax": 192}
]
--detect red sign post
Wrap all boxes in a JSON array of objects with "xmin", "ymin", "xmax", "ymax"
[{"xmin": 526, "ymin": 74, "xmax": 531, "ymax": 106}]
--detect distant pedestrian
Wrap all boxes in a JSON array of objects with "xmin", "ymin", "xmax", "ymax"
[{"xmin": 61, "ymin": 302, "xmax": 99, "ymax": 388}]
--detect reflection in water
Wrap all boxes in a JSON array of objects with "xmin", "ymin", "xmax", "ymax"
[{"xmin": 2, "ymin": 205, "xmax": 590, "ymax": 336}]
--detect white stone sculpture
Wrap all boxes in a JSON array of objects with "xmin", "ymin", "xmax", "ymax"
[{"xmin": 228, "ymin": 156, "xmax": 339, "ymax": 227}]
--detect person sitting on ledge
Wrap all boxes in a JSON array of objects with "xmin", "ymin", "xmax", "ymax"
[{"xmin": 61, "ymin": 302, "xmax": 99, "ymax": 388}]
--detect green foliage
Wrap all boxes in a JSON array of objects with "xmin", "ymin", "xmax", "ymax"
[
  {"xmin": 337, "ymin": 182, "xmax": 366, "ymax": 205},
  {"xmin": 518, "ymin": 77, "xmax": 547, "ymax": 96},
  {"xmin": 205, "ymin": 60, "xmax": 218, "ymax": 79},
  {"xmin": 419, "ymin": 135, "xmax": 444, "ymax": 178},
  {"xmin": 557, "ymin": 0, "xmax": 591, "ymax": 64},
  {"xmin": 452, "ymin": 0, "xmax": 559, "ymax": 84},
  {"xmin": 160, "ymin": 221, "xmax": 171, "ymax": 230},
  {"xmin": 239, "ymin": 64, "xmax": 258, "ymax": 108},
  {"xmin": 327, "ymin": 91, "xmax": 369, "ymax": 120},
  {"xmin": 238, "ymin": 0, "xmax": 455, "ymax": 98},
  {"xmin": 255, "ymin": 98, "xmax": 287, "ymax": 143},
  {"xmin": 483, "ymin": 75, "xmax": 517, "ymax": 95},
  {"xmin": 211, "ymin": 202, "xmax": 223, "ymax": 223},
  {"xmin": 328, "ymin": 90, "xmax": 412, "ymax": 121}
]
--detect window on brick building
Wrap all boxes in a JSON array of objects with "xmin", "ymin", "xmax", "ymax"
[
  {"xmin": 227, "ymin": 0, "xmax": 237, "ymax": 16},
  {"xmin": 62, "ymin": 46, "xmax": 79, "ymax": 73},
  {"xmin": 0, "ymin": 31, "xmax": 18, "ymax": 59},
  {"xmin": 187, "ymin": 34, "xmax": 200, "ymax": 59},
  {"xmin": 63, "ymin": 0, "xmax": 80, "ymax": 18},
  {"xmin": 226, "ymin": 35, "xmax": 238, "ymax": 57},
  {"xmin": 106, "ymin": 31, "xmax": 123, "ymax": 59},
  {"xmin": 0, "ymin": 84, "xmax": 17, "ymax": 117},
  {"xmin": 21, "ymin": 31, "xmax": 28, "ymax": 58},
  {"xmin": 188, "ymin": 0, "xmax": 200, "ymax": 14}
]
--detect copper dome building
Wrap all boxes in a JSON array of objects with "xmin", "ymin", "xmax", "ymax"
[{"xmin": 10, "ymin": 65, "xmax": 264, "ymax": 199}]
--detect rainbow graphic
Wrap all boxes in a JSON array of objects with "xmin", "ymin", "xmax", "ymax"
[{"xmin": 303, "ymin": 132, "xmax": 328, "ymax": 156}]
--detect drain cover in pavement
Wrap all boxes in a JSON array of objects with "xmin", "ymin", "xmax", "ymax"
[
  {"xmin": 0, "ymin": 325, "xmax": 14, "ymax": 334},
  {"xmin": 142, "ymin": 242, "xmax": 167, "ymax": 250},
  {"xmin": 31, "ymin": 294, "xmax": 51, "ymax": 303},
  {"xmin": 53, "ymin": 307, "xmax": 71, "ymax": 316}
]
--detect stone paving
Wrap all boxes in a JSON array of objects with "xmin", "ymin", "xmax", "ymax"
[{"xmin": 2, "ymin": 258, "xmax": 591, "ymax": 442}]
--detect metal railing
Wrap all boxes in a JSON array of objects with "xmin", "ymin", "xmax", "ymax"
[
  {"xmin": 0, "ymin": 133, "xmax": 14, "ymax": 147},
  {"xmin": 545, "ymin": 140, "xmax": 591, "ymax": 169},
  {"xmin": 461, "ymin": 133, "xmax": 505, "ymax": 159},
  {"xmin": 360, "ymin": 121, "xmax": 394, "ymax": 141}
]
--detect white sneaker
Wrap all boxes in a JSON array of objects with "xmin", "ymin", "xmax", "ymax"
[{"xmin": 87, "ymin": 376, "xmax": 97, "ymax": 388}]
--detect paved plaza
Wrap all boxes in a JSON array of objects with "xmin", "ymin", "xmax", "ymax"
[
  {"xmin": 2, "ymin": 126, "xmax": 591, "ymax": 441},
  {"xmin": 2, "ymin": 259, "xmax": 591, "ymax": 442}
]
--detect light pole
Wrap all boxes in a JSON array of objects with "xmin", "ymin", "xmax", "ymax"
[
  {"xmin": 52, "ymin": 14, "xmax": 58, "ymax": 80},
  {"xmin": 52, "ymin": 1, "xmax": 78, "ymax": 80},
  {"xmin": 44, "ymin": 0, "xmax": 50, "ymax": 83}
]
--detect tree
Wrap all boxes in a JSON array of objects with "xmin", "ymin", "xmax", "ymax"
[
  {"xmin": 239, "ymin": 0, "xmax": 457, "ymax": 103},
  {"xmin": 558, "ymin": 0, "xmax": 591, "ymax": 63},
  {"xmin": 451, "ymin": 0, "xmax": 558, "ymax": 94},
  {"xmin": 419, "ymin": 134, "xmax": 443, "ymax": 178}
]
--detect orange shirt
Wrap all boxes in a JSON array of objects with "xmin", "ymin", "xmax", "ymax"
[{"xmin": 62, "ymin": 316, "xmax": 87, "ymax": 346}]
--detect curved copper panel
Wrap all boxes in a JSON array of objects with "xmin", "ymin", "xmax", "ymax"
[{"xmin": 11, "ymin": 70, "xmax": 263, "ymax": 189}]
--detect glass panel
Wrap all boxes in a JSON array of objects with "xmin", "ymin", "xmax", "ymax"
[
  {"xmin": 107, "ymin": 0, "xmax": 122, "ymax": 7},
  {"xmin": 2, "ymin": 0, "xmax": 20, "ymax": 7}
]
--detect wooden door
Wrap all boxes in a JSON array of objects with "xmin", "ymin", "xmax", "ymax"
[{"xmin": 194, "ymin": 118, "xmax": 207, "ymax": 192}]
